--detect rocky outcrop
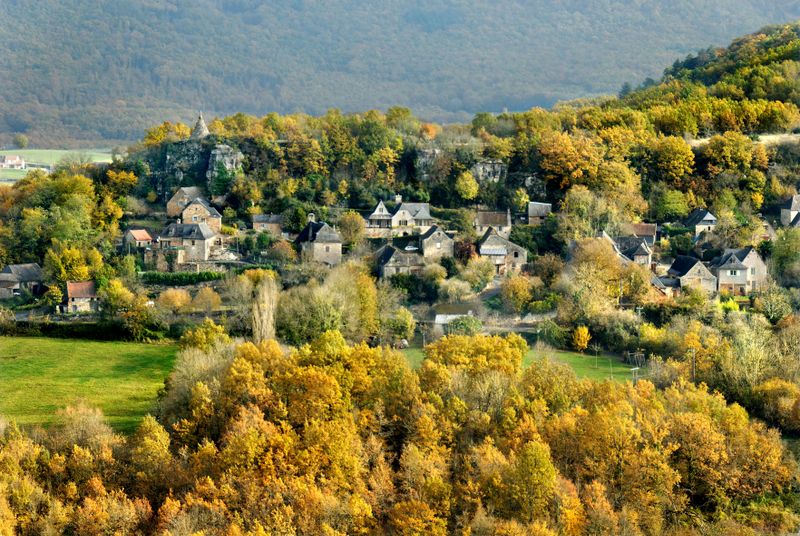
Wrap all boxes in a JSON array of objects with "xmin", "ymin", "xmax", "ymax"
[
  {"xmin": 470, "ymin": 159, "xmax": 507, "ymax": 183},
  {"xmin": 206, "ymin": 144, "xmax": 244, "ymax": 189}
]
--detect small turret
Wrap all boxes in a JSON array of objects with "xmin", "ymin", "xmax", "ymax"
[{"xmin": 191, "ymin": 113, "xmax": 210, "ymax": 140}]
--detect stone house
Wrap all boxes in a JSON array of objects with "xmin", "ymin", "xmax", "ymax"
[
  {"xmin": 613, "ymin": 236, "xmax": 652, "ymax": 266},
  {"xmin": 684, "ymin": 208, "xmax": 717, "ymax": 238},
  {"xmin": 374, "ymin": 226, "xmax": 454, "ymax": 277},
  {"xmin": 374, "ymin": 245, "xmax": 426, "ymax": 278},
  {"xmin": 527, "ymin": 202, "xmax": 552, "ymax": 226},
  {"xmin": 710, "ymin": 247, "xmax": 768, "ymax": 295},
  {"xmin": 167, "ymin": 186, "xmax": 204, "ymax": 217},
  {"xmin": 159, "ymin": 222, "xmax": 216, "ymax": 263},
  {"xmin": 182, "ymin": 198, "xmax": 222, "ymax": 233},
  {"xmin": 477, "ymin": 228, "xmax": 528, "ymax": 274},
  {"xmin": 0, "ymin": 263, "xmax": 44, "ymax": 299},
  {"xmin": 666, "ymin": 256, "xmax": 717, "ymax": 294},
  {"xmin": 619, "ymin": 223, "xmax": 658, "ymax": 246},
  {"xmin": 474, "ymin": 210, "xmax": 512, "ymax": 239},
  {"xmin": 252, "ymin": 214, "xmax": 285, "ymax": 236},
  {"xmin": 419, "ymin": 226, "xmax": 455, "ymax": 262},
  {"xmin": 366, "ymin": 198, "xmax": 433, "ymax": 237},
  {"xmin": 295, "ymin": 220, "xmax": 342, "ymax": 266},
  {"xmin": 123, "ymin": 229, "xmax": 153, "ymax": 249},
  {"xmin": 781, "ymin": 195, "xmax": 800, "ymax": 227},
  {"xmin": 64, "ymin": 281, "xmax": 99, "ymax": 313}
]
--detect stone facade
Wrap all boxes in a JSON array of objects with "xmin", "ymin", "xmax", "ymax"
[
  {"xmin": 420, "ymin": 227, "xmax": 455, "ymax": 262},
  {"xmin": 296, "ymin": 221, "xmax": 343, "ymax": 265},
  {"xmin": 253, "ymin": 214, "xmax": 285, "ymax": 236},
  {"xmin": 667, "ymin": 256, "xmax": 717, "ymax": 294},
  {"xmin": 159, "ymin": 223, "xmax": 216, "ymax": 263},
  {"xmin": 182, "ymin": 198, "xmax": 222, "ymax": 233},
  {"xmin": 474, "ymin": 210, "xmax": 512, "ymax": 239},
  {"xmin": 477, "ymin": 228, "xmax": 528, "ymax": 274},
  {"xmin": 64, "ymin": 281, "xmax": 99, "ymax": 313},
  {"xmin": 167, "ymin": 186, "xmax": 204, "ymax": 217}
]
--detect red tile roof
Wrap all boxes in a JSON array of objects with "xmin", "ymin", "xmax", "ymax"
[
  {"xmin": 66, "ymin": 281, "xmax": 97, "ymax": 299},
  {"xmin": 127, "ymin": 229, "xmax": 152, "ymax": 241}
]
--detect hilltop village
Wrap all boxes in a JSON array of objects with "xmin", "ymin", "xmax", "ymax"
[{"xmin": 5, "ymin": 21, "xmax": 800, "ymax": 533}]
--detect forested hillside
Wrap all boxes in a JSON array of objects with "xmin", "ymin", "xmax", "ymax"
[{"xmin": 1, "ymin": 0, "xmax": 799, "ymax": 145}]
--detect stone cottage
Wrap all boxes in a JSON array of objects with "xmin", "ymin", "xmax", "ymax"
[
  {"xmin": 167, "ymin": 186, "xmax": 204, "ymax": 217},
  {"xmin": 0, "ymin": 263, "xmax": 44, "ymax": 299},
  {"xmin": 123, "ymin": 229, "xmax": 153, "ymax": 249},
  {"xmin": 684, "ymin": 208, "xmax": 717, "ymax": 238},
  {"xmin": 64, "ymin": 281, "xmax": 99, "ymax": 313},
  {"xmin": 159, "ymin": 222, "xmax": 216, "ymax": 263},
  {"xmin": 477, "ymin": 228, "xmax": 528, "ymax": 274},
  {"xmin": 474, "ymin": 210, "xmax": 512, "ymax": 239},
  {"xmin": 182, "ymin": 197, "xmax": 222, "ymax": 234},
  {"xmin": 252, "ymin": 214, "xmax": 285, "ymax": 237},
  {"xmin": 666, "ymin": 256, "xmax": 717, "ymax": 294},
  {"xmin": 295, "ymin": 218, "xmax": 343, "ymax": 266},
  {"xmin": 527, "ymin": 202, "xmax": 553, "ymax": 226}
]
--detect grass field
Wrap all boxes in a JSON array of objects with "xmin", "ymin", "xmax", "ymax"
[
  {"xmin": 0, "ymin": 149, "xmax": 113, "ymax": 181},
  {"xmin": 402, "ymin": 345, "xmax": 642, "ymax": 382},
  {"xmin": 0, "ymin": 149, "xmax": 112, "ymax": 165},
  {"xmin": 0, "ymin": 337, "xmax": 176, "ymax": 433}
]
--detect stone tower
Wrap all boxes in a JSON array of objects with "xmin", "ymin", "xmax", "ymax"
[{"xmin": 191, "ymin": 113, "xmax": 210, "ymax": 140}]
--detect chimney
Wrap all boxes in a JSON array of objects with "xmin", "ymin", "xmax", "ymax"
[
  {"xmin": 395, "ymin": 194, "xmax": 402, "ymax": 204},
  {"xmin": 307, "ymin": 212, "xmax": 316, "ymax": 223}
]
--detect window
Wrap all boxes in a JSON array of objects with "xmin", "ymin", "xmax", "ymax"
[
  {"xmin": 192, "ymin": 240, "xmax": 196, "ymax": 246},
  {"xmin": 436, "ymin": 241, "xmax": 441, "ymax": 249},
  {"xmin": 192, "ymin": 216, "xmax": 198, "ymax": 222},
  {"xmin": 750, "ymin": 267, "xmax": 755, "ymax": 275},
  {"xmin": 513, "ymin": 251, "xmax": 519, "ymax": 258},
  {"xmin": 325, "ymin": 246, "xmax": 330, "ymax": 252},
  {"xmin": 729, "ymin": 270, "xmax": 738, "ymax": 276}
]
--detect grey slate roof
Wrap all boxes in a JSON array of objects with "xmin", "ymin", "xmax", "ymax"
[
  {"xmin": 613, "ymin": 236, "xmax": 652, "ymax": 262},
  {"xmin": 252, "ymin": 213, "xmax": 283, "ymax": 224},
  {"xmin": 475, "ymin": 210, "xmax": 511, "ymax": 227},
  {"xmin": 161, "ymin": 222, "xmax": 216, "ymax": 240},
  {"xmin": 185, "ymin": 197, "xmax": 221, "ymax": 217},
  {"xmin": 397, "ymin": 202, "xmax": 432, "ymax": 220},
  {"xmin": 667, "ymin": 255, "xmax": 704, "ymax": 277},
  {"xmin": 477, "ymin": 228, "xmax": 523, "ymax": 255},
  {"xmin": 711, "ymin": 247, "xmax": 758, "ymax": 271},
  {"xmin": 528, "ymin": 202, "xmax": 553, "ymax": 219},
  {"xmin": 684, "ymin": 208, "xmax": 717, "ymax": 227},
  {"xmin": 1, "ymin": 263, "xmax": 43, "ymax": 282},
  {"xmin": 296, "ymin": 221, "xmax": 342, "ymax": 244},
  {"xmin": 785, "ymin": 195, "xmax": 800, "ymax": 211}
]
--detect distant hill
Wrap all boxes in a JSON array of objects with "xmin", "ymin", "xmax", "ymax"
[{"xmin": 1, "ymin": 1, "xmax": 799, "ymax": 146}]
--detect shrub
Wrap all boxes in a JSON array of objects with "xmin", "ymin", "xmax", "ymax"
[
  {"xmin": 141, "ymin": 271, "xmax": 224, "ymax": 285},
  {"xmin": 447, "ymin": 316, "xmax": 483, "ymax": 336}
]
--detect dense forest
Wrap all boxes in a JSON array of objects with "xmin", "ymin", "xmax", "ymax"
[{"xmin": 1, "ymin": 1, "xmax": 800, "ymax": 145}]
